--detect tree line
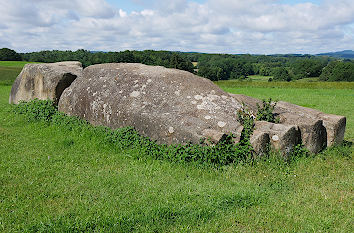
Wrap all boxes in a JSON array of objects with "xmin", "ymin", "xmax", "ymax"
[
  {"xmin": 1, "ymin": 48, "xmax": 353, "ymax": 82},
  {"xmin": 21, "ymin": 49, "xmax": 195, "ymax": 73},
  {"xmin": 182, "ymin": 52, "xmax": 354, "ymax": 82}
]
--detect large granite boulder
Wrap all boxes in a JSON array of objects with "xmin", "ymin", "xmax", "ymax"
[
  {"xmin": 58, "ymin": 63, "xmax": 245, "ymax": 145},
  {"xmin": 9, "ymin": 61, "xmax": 83, "ymax": 104},
  {"xmin": 230, "ymin": 94, "xmax": 346, "ymax": 151}
]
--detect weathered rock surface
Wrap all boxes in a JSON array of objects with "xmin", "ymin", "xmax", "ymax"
[
  {"xmin": 276, "ymin": 101, "xmax": 346, "ymax": 147},
  {"xmin": 9, "ymin": 61, "xmax": 83, "ymax": 104},
  {"xmin": 254, "ymin": 121, "xmax": 301, "ymax": 156},
  {"xmin": 231, "ymin": 94, "xmax": 259, "ymax": 113},
  {"xmin": 230, "ymin": 94, "xmax": 346, "ymax": 151},
  {"xmin": 250, "ymin": 130, "xmax": 270, "ymax": 155},
  {"xmin": 58, "ymin": 63, "xmax": 244, "ymax": 145}
]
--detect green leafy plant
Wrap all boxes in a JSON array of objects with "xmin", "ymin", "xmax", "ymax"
[
  {"xmin": 291, "ymin": 144, "xmax": 310, "ymax": 158},
  {"xmin": 283, "ymin": 144, "xmax": 310, "ymax": 163},
  {"xmin": 256, "ymin": 98, "xmax": 279, "ymax": 123},
  {"xmin": 14, "ymin": 99, "xmax": 57, "ymax": 122},
  {"xmin": 13, "ymin": 99, "xmax": 256, "ymax": 166},
  {"xmin": 237, "ymin": 103, "xmax": 255, "ymax": 141},
  {"xmin": 236, "ymin": 103, "xmax": 256, "ymax": 160}
]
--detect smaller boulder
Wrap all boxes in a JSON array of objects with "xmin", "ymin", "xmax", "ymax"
[{"xmin": 9, "ymin": 61, "xmax": 83, "ymax": 105}]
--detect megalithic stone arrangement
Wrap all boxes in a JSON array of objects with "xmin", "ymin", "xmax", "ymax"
[
  {"xmin": 9, "ymin": 62, "xmax": 346, "ymax": 156},
  {"xmin": 230, "ymin": 94, "xmax": 346, "ymax": 153}
]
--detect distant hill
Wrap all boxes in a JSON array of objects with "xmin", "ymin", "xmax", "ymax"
[
  {"xmin": 90, "ymin": 51, "xmax": 107, "ymax": 53},
  {"xmin": 317, "ymin": 50, "xmax": 354, "ymax": 59}
]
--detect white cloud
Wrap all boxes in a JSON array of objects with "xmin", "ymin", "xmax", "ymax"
[
  {"xmin": 0, "ymin": 0, "xmax": 353, "ymax": 54},
  {"xmin": 75, "ymin": 0, "xmax": 116, "ymax": 18},
  {"xmin": 119, "ymin": 9, "xmax": 128, "ymax": 18}
]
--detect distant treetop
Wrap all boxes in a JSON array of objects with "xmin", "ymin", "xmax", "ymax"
[{"xmin": 0, "ymin": 48, "xmax": 22, "ymax": 61}]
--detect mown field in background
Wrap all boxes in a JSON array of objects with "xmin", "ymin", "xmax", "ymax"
[
  {"xmin": 248, "ymin": 75, "xmax": 320, "ymax": 82},
  {"xmin": 0, "ymin": 61, "xmax": 39, "ymax": 67},
  {"xmin": 0, "ymin": 62, "xmax": 353, "ymax": 232},
  {"xmin": 217, "ymin": 78, "xmax": 354, "ymax": 89},
  {"xmin": 0, "ymin": 66, "xmax": 22, "ymax": 86},
  {"xmin": 0, "ymin": 61, "xmax": 39, "ymax": 86}
]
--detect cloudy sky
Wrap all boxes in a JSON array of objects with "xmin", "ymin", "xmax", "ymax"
[{"xmin": 0, "ymin": 0, "xmax": 353, "ymax": 54}]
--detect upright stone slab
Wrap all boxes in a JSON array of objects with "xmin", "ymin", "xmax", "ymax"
[
  {"xmin": 58, "ymin": 63, "xmax": 244, "ymax": 145},
  {"xmin": 254, "ymin": 121, "xmax": 301, "ymax": 156},
  {"xmin": 9, "ymin": 61, "xmax": 83, "ymax": 104},
  {"xmin": 250, "ymin": 130, "xmax": 270, "ymax": 155},
  {"xmin": 230, "ymin": 93, "xmax": 345, "ymax": 151},
  {"xmin": 276, "ymin": 101, "xmax": 346, "ymax": 147}
]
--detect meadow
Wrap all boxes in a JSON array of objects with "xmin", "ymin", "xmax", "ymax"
[
  {"xmin": 0, "ymin": 62, "xmax": 353, "ymax": 232},
  {"xmin": 0, "ymin": 61, "xmax": 39, "ymax": 67},
  {"xmin": 0, "ymin": 61, "xmax": 39, "ymax": 86},
  {"xmin": 247, "ymin": 75, "xmax": 320, "ymax": 82},
  {"xmin": 218, "ymin": 77, "xmax": 354, "ymax": 89}
]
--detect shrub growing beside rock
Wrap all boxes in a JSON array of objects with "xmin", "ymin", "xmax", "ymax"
[{"xmin": 13, "ymin": 99, "xmax": 255, "ymax": 166}]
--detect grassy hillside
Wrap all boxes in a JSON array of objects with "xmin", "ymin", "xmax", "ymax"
[
  {"xmin": 317, "ymin": 50, "xmax": 354, "ymax": 59},
  {"xmin": 0, "ymin": 62, "xmax": 353, "ymax": 232}
]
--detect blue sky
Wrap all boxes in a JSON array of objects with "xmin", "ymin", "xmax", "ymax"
[
  {"xmin": 0, "ymin": 0, "xmax": 352, "ymax": 54},
  {"xmin": 106, "ymin": 0, "xmax": 144, "ymax": 12}
]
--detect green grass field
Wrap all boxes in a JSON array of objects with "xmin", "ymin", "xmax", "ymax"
[
  {"xmin": 0, "ymin": 66, "xmax": 22, "ymax": 86},
  {"xmin": 0, "ymin": 61, "xmax": 40, "ymax": 85},
  {"xmin": 247, "ymin": 75, "xmax": 321, "ymax": 82},
  {"xmin": 218, "ymin": 79, "xmax": 354, "ymax": 89},
  {"xmin": 247, "ymin": 75, "xmax": 271, "ymax": 81},
  {"xmin": 0, "ymin": 61, "xmax": 39, "ymax": 68},
  {"xmin": 0, "ymin": 62, "xmax": 353, "ymax": 232}
]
